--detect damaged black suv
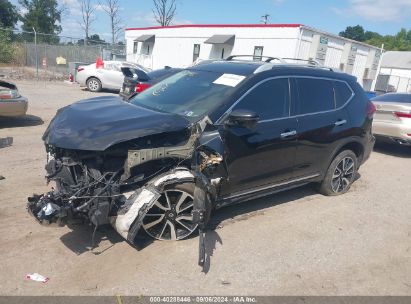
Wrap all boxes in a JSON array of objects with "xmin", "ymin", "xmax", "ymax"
[{"xmin": 28, "ymin": 56, "xmax": 375, "ymax": 244}]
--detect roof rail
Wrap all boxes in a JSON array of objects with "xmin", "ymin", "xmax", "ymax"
[
  {"xmin": 225, "ymin": 55, "xmax": 286, "ymax": 63},
  {"xmin": 267, "ymin": 57, "xmax": 321, "ymax": 66},
  {"xmin": 226, "ymin": 55, "xmax": 334, "ymax": 72}
]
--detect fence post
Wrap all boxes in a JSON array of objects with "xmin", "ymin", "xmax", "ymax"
[{"xmin": 32, "ymin": 27, "xmax": 38, "ymax": 78}]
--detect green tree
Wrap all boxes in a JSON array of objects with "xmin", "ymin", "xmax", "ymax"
[
  {"xmin": 89, "ymin": 34, "xmax": 106, "ymax": 44},
  {"xmin": 340, "ymin": 25, "xmax": 411, "ymax": 51},
  {"xmin": 0, "ymin": 30, "xmax": 14, "ymax": 62},
  {"xmin": 77, "ymin": 34, "xmax": 106, "ymax": 46},
  {"xmin": 339, "ymin": 25, "xmax": 366, "ymax": 42},
  {"xmin": 19, "ymin": 0, "xmax": 62, "ymax": 43},
  {"xmin": 364, "ymin": 31, "xmax": 381, "ymax": 41},
  {"xmin": 0, "ymin": 0, "xmax": 19, "ymax": 28}
]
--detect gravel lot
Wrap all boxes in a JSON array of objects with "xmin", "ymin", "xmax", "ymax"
[{"xmin": 0, "ymin": 80, "xmax": 410, "ymax": 296}]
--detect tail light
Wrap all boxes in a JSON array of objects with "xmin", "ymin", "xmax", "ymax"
[
  {"xmin": 366, "ymin": 101, "xmax": 376, "ymax": 117},
  {"xmin": 394, "ymin": 112, "xmax": 411, "ymax": 119},
  {"xmin": 136, "ymin": 83, "xmax": 151, "ymax": 93},
  {"xmin": 0, "ymin": 89, "xmax": 20, "ymax": 99},
  {"xmin": 77, "ymin": 67, "xmax": 84, "ymax": 72}
]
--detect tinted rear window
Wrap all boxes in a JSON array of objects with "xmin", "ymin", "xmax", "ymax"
[
  {"xmin": 334, "ymin": 81, "xmax": 353, "ymax": 107},
  {"xmin": 295, "ymin": 78, "xmax": 335, "ymax": 114},
  {"xmin": 372, "ymin": 93, "xmax": 411, "ymax": 103}
]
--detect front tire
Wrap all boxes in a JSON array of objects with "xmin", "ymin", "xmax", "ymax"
[
  {"xmin": 142, "ymin": 183, "xmax": 199, "ymax": 241},
  {"xmin": 86, "ymin": 77, "xmax": 102, "ymax": 92},
  {"xmin": 318, "ymin": 150, "xmax": 358, "ymax": 196}
]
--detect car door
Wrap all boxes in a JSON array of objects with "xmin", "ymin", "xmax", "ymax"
[
  {"xmin": 293, "ymin": 77, "xmax": 352, "ymax": 178},
  {"xmin": 219, "ymin": 77, "xmax": 298, "ymax": 196},
  {"xmin": 101, "ymin": 62, "xmax": 124, "ymax": 89}
]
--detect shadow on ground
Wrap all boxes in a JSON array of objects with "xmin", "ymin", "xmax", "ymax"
[
  {"xmin": 59, "ymin": 184, "xmax": 318, "ymax": 272},
  {"xmin": 374, "ymin": 141, "xmax": 411, "ymax": 158},
  {"xmin": 202, "ymin": 185, "xmax": 317, "ymax": 272},
  {"xmin": 0, "ymin": 115, "xmax": 44, "ymax": 128},
  {"xmin": 60, "ymin": 224, "xmax": 124, "ymax": 255},
  {"xmin": 209, "ymin": 184, "xmax": 317, "ymax": 230}
]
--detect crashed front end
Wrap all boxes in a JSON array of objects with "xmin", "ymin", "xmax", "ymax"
[{"xmin": 27, "ymin": 99, "xmax": 224, "ymax": 246}]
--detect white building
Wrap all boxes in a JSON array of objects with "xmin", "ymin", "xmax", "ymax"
[
  {"xmin": 376, "ymin": 51, "xmax": 411, "ymax": 93},
  {"xmin": 125, "ymin": 24, "xmax": 383, "ymax": 90}
]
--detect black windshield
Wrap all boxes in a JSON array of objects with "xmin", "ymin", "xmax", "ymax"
[{"xmin": 130, "ymin": 70, "xmax": 241, "ymax": 121}]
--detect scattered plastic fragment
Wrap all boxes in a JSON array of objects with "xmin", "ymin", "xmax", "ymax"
[{"xmin": 25, "ymin": 273, "xmax": 49, "ymax": 283}]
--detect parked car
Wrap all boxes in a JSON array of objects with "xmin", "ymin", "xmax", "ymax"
[
  {"xmin": 76, "ymin": 61, "xmax": 149, "ymax": 92},
  {"xmin": 119, "ymin": 66, "xmax": 183, "ymax": 100},
  {"xmin": 28, "ymin": 56, "xmax": 375, "ymax": 245},
  {"xmin": 0, "ymin": 81, "xmax": 28, "ymax": 117},
  {"xmin": 372, "ymin": 93, "xmax": 411, "ymax": 145}
]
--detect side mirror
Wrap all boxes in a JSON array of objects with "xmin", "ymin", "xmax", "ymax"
[{"xmin": 226, "ymin": 109, "xmax": 259, "ymax": 128}]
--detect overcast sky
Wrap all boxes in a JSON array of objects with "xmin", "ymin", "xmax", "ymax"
[{"xmin": 11, "ymin": 0, "xmax": 411, "ymax": 41}]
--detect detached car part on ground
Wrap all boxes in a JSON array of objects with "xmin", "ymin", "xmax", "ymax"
[
  {"xmin": 119, "ymin": 66, "xmax": 183, "ymax": 100},
  {"xmin": 27, "ymin": 58, "xmax": 375, "ymax": 265},
  {"xmin": 0, "ymin": 81, "xmax": 28, "ymax": 117},
  {"xmin": 372, "ymin": 93, "xmax": 411, "ymax": 146}
]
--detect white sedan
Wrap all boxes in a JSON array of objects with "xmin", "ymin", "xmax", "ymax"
[{"xmin": 76, "ymin": 61, "xmax": 149, "ymax": 92}]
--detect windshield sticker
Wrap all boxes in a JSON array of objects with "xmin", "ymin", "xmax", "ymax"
[{"xmin": 213, "ymin": 74, "xmax": 246, "ymax": 87}]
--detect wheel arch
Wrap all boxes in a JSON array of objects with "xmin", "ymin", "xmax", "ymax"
[
  {"xmin": 86, "ymin": 76, "xmax": 102, "ymax": 88},
  {"xmin": 327, "ymin": 138, "xmax": 365, "ymax": 172}
]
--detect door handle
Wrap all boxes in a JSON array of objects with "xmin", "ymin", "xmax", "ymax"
[
  {"xmin": 280, "ymin": 130, "xmax": 297, "ymax": 138},
  {"xmin": 334, "ymin": 119, "xmax": 347, "ymax": 126}
]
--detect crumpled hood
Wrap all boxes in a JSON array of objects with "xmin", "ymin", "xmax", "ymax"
[{"xmin": 43, "ymin": 96, "xmax": 191, "ymax": 151}]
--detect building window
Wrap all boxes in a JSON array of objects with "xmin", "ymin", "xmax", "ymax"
[
  {"xmin": 221, "ymin": 48, "xmax": 225, "ymax": 59},
  {"xmin": 253, "ymin": 46, "xmax": 264, "ymax": 61},
  {"xmin": 145, "ymin": 44, "xmax": 150, "ymax": 55},
  {"xmin": 133, "ymin": 41, "xmax": 138, "ymax": 54},
  {"xmin": 193, "ymin": 44, "xmax": 200, "ymax": 62}
]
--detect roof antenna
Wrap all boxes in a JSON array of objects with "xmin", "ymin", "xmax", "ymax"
[{"xmin": 261, "ymin": 14, "xmax": 270, "ymax": 24}]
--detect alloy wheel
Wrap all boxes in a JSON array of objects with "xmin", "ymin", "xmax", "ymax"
[
  {"xmin": 142, "ymin": 189, "xmax": 197, "ymax": 241},
  {"xmin": 88, "ymin": 79, "xmax": 99, "ymax": 91},
  {"xmin": 331, "ymin": 157, "xmax": 355, "ymax": 193}
]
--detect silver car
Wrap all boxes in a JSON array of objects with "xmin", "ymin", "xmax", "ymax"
[
  {"xmin": 372, "ymin": 93, "xmax": 411, "ymax": 145},
  {"xmin": 76, "ymin": 61, "xmax": 149, "ymax": 92},
  {"xmin": 0, "ymin": 81, "xmax": 28, "ymax": 117}
]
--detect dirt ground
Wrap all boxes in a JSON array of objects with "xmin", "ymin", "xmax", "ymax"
[{"xmin": 0, "ymin": 80, "xmax": 410, "ymax": 296}]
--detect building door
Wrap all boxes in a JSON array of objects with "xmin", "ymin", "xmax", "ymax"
[{"xmin": 193, "ymin": 44, "xmax": 200, "ymax": 62}]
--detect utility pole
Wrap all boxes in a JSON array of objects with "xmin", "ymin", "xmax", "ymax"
[
  {"xmin": 33, "ymin": 27, "xmax": 38, "ymax": 78},
  {"xmin": 261, "ymin": 14, "xmax": 270, "ymax": 24}
]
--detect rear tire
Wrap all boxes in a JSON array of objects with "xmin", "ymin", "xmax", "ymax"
[
  {"xmin": 86, "ymin": 77, "xmax": 102, "ymax": 92},
  {"xmin": 318, "ymin": 150, "xmax": 358, "ymax": 196}
]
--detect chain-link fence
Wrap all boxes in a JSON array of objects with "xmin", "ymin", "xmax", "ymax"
[
  {"xmin": 375, "ymin": 74, "xmax": 411, "ymax": 93},
  {"xmin": 0, "ymin": 27, "xmax": 126, "ymax": 80}
]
